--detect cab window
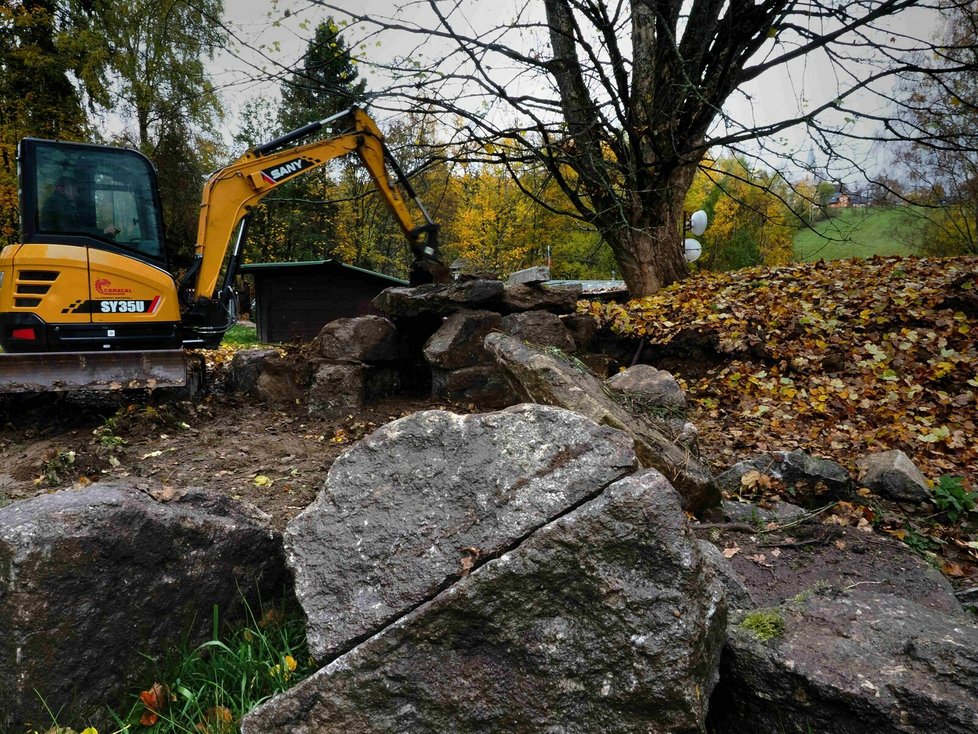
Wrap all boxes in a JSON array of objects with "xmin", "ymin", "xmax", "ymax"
[{"xmin": 34, "ymin": 142, "xmax": 164, "ymax": 260}]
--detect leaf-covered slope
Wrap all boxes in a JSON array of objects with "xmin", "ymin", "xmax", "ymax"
[{"xmin": 587, "ymin": 256, "xmax": 978, "ymax": 486}]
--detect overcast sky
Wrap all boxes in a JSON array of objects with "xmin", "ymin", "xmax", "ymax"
[{"xmin": 213, "ymin": 1, "xmax": 944, "ymax": 178}]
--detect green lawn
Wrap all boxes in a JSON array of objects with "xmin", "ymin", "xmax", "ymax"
[
  {"xmin": 793, "ymin": 207, "xmax": 917, "ymax": 261},
  {"xmin": 222, "ymin": 322, "xmax": 260, "ymax": 347}
]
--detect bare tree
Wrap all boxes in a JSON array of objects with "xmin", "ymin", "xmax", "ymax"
[
  {"xmin": 304, "ymin": 0, "xmax": 969, "ymax": 295},
  {"xmin": 889, "ymin": 1, "xmax": 978, "ymax": 255}
]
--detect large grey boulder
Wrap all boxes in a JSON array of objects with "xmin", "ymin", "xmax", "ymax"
[
  {"xmin": 694, "ymin": 519, "xmax": 961, "ymax": 616},
  {"xmin": 709, "ymin": 589, "xmax": 978, "ymax": 733},
  {"xmin": 506, "ymin": 265, "xmax": 551, "ymax": 284},
  {"xmin": 500, "ymin": 310, "xmax": 577, "ymax": 352},
  {"xmin": 308, "ymin": 362, "xmax": 364, "ymax": 418},
  {"xmin": 228, "ymin": 348, "xmax": 310, "ymax": 403},
  {"xmin": 0, "ymin": 483, "xmax": 284, "ymax": 731},
  {"xmin": 485, "ymin": 332, "xmax": 719, "ymax": 514},
  {"xmin": 698, "ymin": 540, "xmax": 754, "ymax": 611},
  {"xmin": 501, "ymin": 282, "xmax": 582, "ymax": 314},
  {"xmin": 373, "ymin": 279, "xmax": 504, "ymax": 318},
  {"xmin": 311, "ymin": 315, "xmax": 399, "ymax": 362},
  {"xmin": 561, "ymin": 313, "xmax": 598, "ymax": 352},
  {"xmin": 245, "ymin": 470, "xmax": 726, "ymax": 734},
  {"xmin": 429, "ymin": 365, "xmax": 518, "ymax": 408},
  {"xmin": 856, "ymin": 449, "xmax": 930, "ymax": 503},
  {"xmin": 285, "ymin": 404, "xmax": 637, "ymax": 662},
  {"xmin": 422, "ymin": 309, "xmax": 501, "ymax": 369},
  {"xmin": 607, "ymin": 363, "xmax": 687, "ymax": 415}
]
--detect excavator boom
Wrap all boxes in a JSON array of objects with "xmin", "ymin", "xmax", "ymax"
[{"xmin": 186, "ymin": 106, "xmax": 447, "ymax": 307}]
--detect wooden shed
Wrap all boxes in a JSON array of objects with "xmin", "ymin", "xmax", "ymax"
[{"xmin": 239, "ymin": 260, "xmax": 407, "ymax": 344}]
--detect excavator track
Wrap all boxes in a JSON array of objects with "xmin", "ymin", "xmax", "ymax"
[{"xmin": 0, "ymin": 350, "xmax": 188, "ymax": 393}]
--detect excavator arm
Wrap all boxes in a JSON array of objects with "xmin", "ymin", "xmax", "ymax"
[{"xmin": 184, "ymin": 107, "xmax": 447, "ymax": 309}]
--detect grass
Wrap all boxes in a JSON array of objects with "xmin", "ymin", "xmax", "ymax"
[
  {"xmin": 100, "ymin": 603, "xmax": 314, "ymax": 734},
  {"xmin": 793, "ymin": 207, "xmax": 917, "ymax": 261},
  {"xmin": 221, "ymin": 323, "xmax": 260, "ymax": 348}
]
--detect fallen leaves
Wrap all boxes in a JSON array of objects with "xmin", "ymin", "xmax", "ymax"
[
  {"xmin": 825, "ymin": 502, "xmax": 876, "ymax": 533},
  {"xmin": 587, "ymin": 255, "xmax": 978, "ymax": 580},
  {"xmin": 587, "ymin": 256, "xmax": 978, "ymax": 485},
  {"xmin": 138, "ymin": 682, "xmax": 172, "ymax": 726},
  {"xmin": 149, "ymin": 485, "xmax": 188, "ymax": 503},
  {"xmin": 741, "ymin": 470, "xmax": 775, "ymax": 491}
]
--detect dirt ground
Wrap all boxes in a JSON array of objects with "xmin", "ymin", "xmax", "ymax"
[{"xmin": 0, "ymin": 386, "xmax": 451, "ymax": 530}]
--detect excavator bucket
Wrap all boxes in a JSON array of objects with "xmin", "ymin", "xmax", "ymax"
[{"xmin": 0, "ymin": 350, "xmax": 188, "ymax": 393}]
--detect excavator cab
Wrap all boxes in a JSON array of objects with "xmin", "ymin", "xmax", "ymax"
[
  {"xmin": 1, "ymin": 140, "xmax": 182, "ymax": 354},
  {"xmin": 26, "ymin": 139, "xmax": 167, "ymax": 263}
]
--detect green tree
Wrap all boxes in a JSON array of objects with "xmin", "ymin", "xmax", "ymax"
[
  {"xmin": 0, "ymin": 0, "xmax": 106, "ymax": 245},
  {"xmin": 278, "ymin": 17, "xmax": 366, "ymax": 131},
  {"xmin": 238, "ymin": 18, "xmax": 369, "ymax": 265},
  {"xmin": 102, "ymin": 0, "xmax": 224, "ymax": 150},
  {"xmin": 152, "ymin": 120, "xmax": 225, "ymax": 267},
  {"xmin": 99, "ymin": 0, "xmax": 225, "ymax": 260}
]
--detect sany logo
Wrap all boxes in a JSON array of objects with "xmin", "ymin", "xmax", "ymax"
[
  {"xmin": 260, "ymin": 157, "xmax": 312, "ymax": 185},
  {"xmin": 94, "ymin": 278, "xmax": 132, "ymax": 296}
]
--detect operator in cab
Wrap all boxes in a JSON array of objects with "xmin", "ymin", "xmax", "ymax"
[{"xmin": 40, "ymin": 176, "xmax": 121, "ymax": 240}]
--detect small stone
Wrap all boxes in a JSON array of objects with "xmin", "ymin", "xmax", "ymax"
[{"xmin": 856, "ymin": 449, "xmax": 930, "ymax": 503}]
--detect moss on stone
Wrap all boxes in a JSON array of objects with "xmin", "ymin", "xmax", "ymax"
[{"xmin": 739, "ymin": 610, "xmax": 784, "ymax": 641}]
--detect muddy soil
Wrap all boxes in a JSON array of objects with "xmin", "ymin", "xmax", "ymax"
[{"xmin": 0, "ymin": 388, "xmax": 454, "ymax": 530}]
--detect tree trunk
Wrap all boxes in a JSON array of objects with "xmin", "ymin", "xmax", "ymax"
[{"xmin": 605, "ymin": 167, "xmax": 696, "ymax": 297}]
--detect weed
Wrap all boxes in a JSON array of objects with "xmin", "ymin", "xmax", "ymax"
[
  {"xmin": 93, "ymin": 417, "xmax": 126, "ymax": 449},
  {"xmin": 37, "ymin": 449, "xmax": 76, "ymax": 486},
  {"xmin": 933, "ymin": 475, "xmax": 976, "ymax": 522},
  {"xmin": 740, "ymin": 609, "xmax": 785, "ymax": 641},
  {"xmin": 109, "ymin": 603, "xmax": 313, "ymax": 733},
  {"xmin": 903, "ymin": 527, "xmax": 941, "ymax": 555}
]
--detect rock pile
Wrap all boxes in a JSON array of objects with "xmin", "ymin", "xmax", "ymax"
[
  {"xmin": 6, "ymin": 276, "xmax": 971, "ymax": 731},
  {"xmin": 227, "ymin": 277, "xmax": 594, "ymax": 413}
]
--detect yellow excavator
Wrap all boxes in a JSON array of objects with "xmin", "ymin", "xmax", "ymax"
[{"xmin": 0, "ymin": 107, "xmax": 448, "ymax": 392}]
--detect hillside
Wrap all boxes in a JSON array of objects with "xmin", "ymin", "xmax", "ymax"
[
  {"xmin": 588, "ymin": 255, "xmax": 978, "ymax": 578},
  {"xmin": 793, "ymin": 207, "xmax": 916, "ymax": 261}
]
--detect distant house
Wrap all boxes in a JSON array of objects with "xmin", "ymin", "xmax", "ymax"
[
  {"xmin": 827, "ymin": 192, "xmax": 851, "ymax": 208},
  {"xmin": 239, "ymin": 260, "xmax": 407, "ymax": 343},
  {"xmin": 826, "ymin": 183, "xmax": 867, "ymax": 209}
]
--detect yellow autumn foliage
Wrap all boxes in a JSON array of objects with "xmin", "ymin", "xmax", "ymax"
[{"xmin": 686, "ymin": 157, "xmax": 797, "ymax": 271}]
